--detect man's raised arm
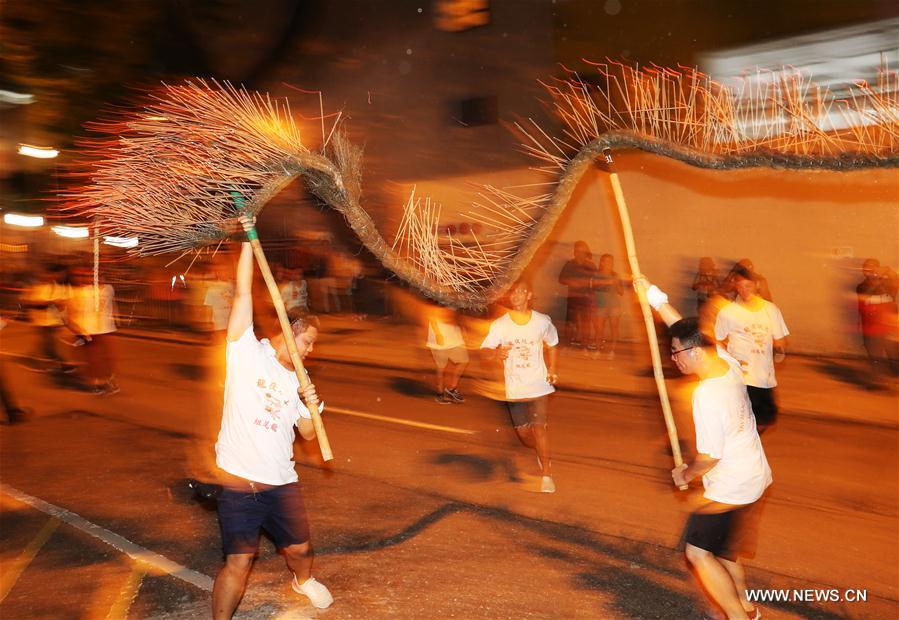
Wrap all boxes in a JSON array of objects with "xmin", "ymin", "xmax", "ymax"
[{"xmin": 227, "ymin": 217, "xmax": 256, "ymax": 342}]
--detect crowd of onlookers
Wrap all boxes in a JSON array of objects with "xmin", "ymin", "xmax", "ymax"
[{"xmin": 555, "ymin": 241, "xmax": 898, "ymax": 383}]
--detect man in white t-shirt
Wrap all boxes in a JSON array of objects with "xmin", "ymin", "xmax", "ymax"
[
  {"xmin": 426, "ymin": 304, "xmax": 469, "ymax": 404},
  {"xmin": 212, "ymin": 216, "xmax": 332, "ymax": 617},
  {"xmin": 639, "ymin": 280, "xmax": 770, "ymax": 620},
  {"xmin": 714, "ymin": 265, "xmax": 788, "ymax": 431},
  {"xmin": 481, "ymin": 280, "xmax": 559, "ymax": 493}
]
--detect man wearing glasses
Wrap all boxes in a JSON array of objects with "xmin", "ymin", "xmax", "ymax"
[{"xmin": 638, "ymin": 279, "xmax": 770, "ymax": 620}]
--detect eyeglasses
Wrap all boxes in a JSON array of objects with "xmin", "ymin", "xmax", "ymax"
[{"xmin": 670, "ymin": 346, "xmax": 695, "ymax": 358}]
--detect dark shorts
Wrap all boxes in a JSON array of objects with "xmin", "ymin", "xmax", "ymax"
[
  {"xmin": 217, "ymin": 482, "xmax": 310, "ymax": 555},
  {"xmin": 507, "ymin": 398, "xmax": 548, "ymax": 428},
  {"xmin": 747, "ymin": 386, "xmax": 778, "ymax": 427},
  {"xmin": 565, "ymin": 296, "xmax": 593, "ymax": 323},
  {"xmin": 684, "ymin": 500, "xmax": 764, "ymax": 561}
]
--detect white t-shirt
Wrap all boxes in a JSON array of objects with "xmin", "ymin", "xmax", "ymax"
[
  {"xmin": 693, "ymin": 351, "xmax": 773, "ymax": 505},
  {"xmin": 480, "ymin": 311, "xmax": 559, "ymax": 400},
  {"xmin": 215, "ymin": 325, "xmax": 314, "ymax": 485},
  {"xmin": 714, "ymin": 300, "xmax": 789, "ymax": 388},
  {"xmin": 427, "ymin": 320, "xmax": 465, "ymax": 350}
]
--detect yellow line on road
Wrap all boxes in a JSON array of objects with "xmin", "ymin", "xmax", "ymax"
[
  {"xmin": 0, "ymin": 484, "xmax": 213, "ymax": 592},
  {"xmin": 326, "ymin": 405, "xmax": 477, "ymax": 435},
  {"xmin": 106, "ymin": 563, "xmax": 148, "ymax": 619},
  {"xmin": 0, "ymin": 516, "xmax": 60, "ymax": 602}
]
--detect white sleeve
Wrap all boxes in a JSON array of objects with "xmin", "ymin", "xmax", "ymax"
[
  {"xmin": 543, "ymin": 317, "xmax": 559, "ymax": 346},
  {"xmin": 713, "ymin": 310, "xmax": 728, "ymax": 341},
  {"xmin": 480, "ymin": 320, "xmax": 502, "ymax": 349},
  {"xmin": 769, "ymin": 304, "xmax": 789, "ymax": 339}
]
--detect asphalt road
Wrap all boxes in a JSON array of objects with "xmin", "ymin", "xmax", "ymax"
[{"xmin": 1, "ymin": 326, "xmax": 897, "ymax": 618}]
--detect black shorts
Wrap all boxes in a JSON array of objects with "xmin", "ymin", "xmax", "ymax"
[
  {"xmin": 684, "ymin": 500, "xmax": 763, "ymax": 561},
  {"xmin": 507, "ymin": 398, "xmax": 548, "ymax": 427},
  {"xmin": 747, "ymin": 386, "xmax": 778, "ymax": 427},
  {"xmin": 217, "ymin": 482, "xmax": 310, "ymax": 555}
]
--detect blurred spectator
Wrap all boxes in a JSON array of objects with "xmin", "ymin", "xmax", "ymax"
[
  {"xmin": 330, "ymin": 252, "xmax": 362, "ymax": 316},
  {"xmin": 856, "ymin": 258, "xmax": 898, "ymax": 379},
  {"xmin": 204, "ymin": 267, "xmax": 235, "ymax": 341},
  {"xmin": 590, "ymin": 253, "xmax": 624, "ymax": 359},
  {"xmin": 279, "ymin": 267, "xmax": 309, "ymax": 314},
  {"xmin": 0, "ymin": 315, "xmax": 30, "ymax": 424},
  {"xmin": 310, "ymin": 253, "xmax": 338, "ymax": 313},
  {"xmin": 67, "ymin": 268, "xmax": 119, "ymax": 395},
  {"xmin": 24, "ymin": 263, "xmax": 73, "ymax": 373},
  {"xmin": 558, "ymin": 241, "xmax": 596, "ymax": 347},
  {"xmin": 722, "ymin": 258, "xmax": 772, "ymax": 302},
  {"xmin": 691, "ymin": 257, "xmax": 721, "ymax": 312},
  {"xmin": 425, "ymin": 304, "xmax": 469, "ymax": 404},
  {"xmin": 714, "ymin": 265, "xmax": 788, "ymax": 432}
]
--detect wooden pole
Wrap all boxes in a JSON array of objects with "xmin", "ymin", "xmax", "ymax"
[
  {"xmin": 600, "ymin": 149, "xmax": 686, "ymax": 487},
  {"xmin": 232, "ymin": 188, "xmax": 333, "ymax": 462},
  {"xmin": 246, "ymin": 235, "xmax": 333, "ymax": 461}
]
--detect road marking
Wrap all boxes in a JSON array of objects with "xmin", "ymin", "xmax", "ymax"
[
  {"xmin": 0, "ymin": 484, "xmax": 213, "ymax": 592},
  {"xmin": 107, "ymin": 563, "xmax": 148, "ymax": 619},
  {"xmin": 326, "ymin": 405, "xmax": 477, "ymax": 435},
  {"xmin": 0, "ymin": 516, "xmax": 60, "ymax": 602}
]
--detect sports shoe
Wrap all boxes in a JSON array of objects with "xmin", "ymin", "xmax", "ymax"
[
  {"xmin": 444, "ymin": 388, "xmax": 465, "ymax": 403},
  {"xmin": 435, "ymin": 393, "xmax": 452, "ymax": 404},
  {"xmin": 292, "ymin": 575, "xmax": 333, "ymax": 609},
  {"xmin": 540, "ymin": 475, "xmax": 556, "ymax": 493}
]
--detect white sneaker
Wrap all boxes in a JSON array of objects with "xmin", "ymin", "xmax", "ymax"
[
  {"xmin": 540, "ymin": 476, "xmax": 556, "ymax": 493},
  {"xmin": 292, "ymin": 575, "xmax": 334, "ymax": 609}
]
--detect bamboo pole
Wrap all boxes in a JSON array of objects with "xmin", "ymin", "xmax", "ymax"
[
  {"xmin": 600, "ymin": 148, "xmax": 686, "ymax": 488},
  {"xmin": 234, "ymin": 193, "xmax": 333, "ymax": 461},
  {"xmin": 246, "ymin": 233, "xmax": 333, "ymax": 461}
]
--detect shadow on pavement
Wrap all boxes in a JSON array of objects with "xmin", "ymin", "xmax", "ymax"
[{"xmin": 809, "ymin": 358, "xmax": 885, "ymax": 391}]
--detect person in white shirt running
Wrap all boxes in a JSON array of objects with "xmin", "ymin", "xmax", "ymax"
[
  {"xmin": 714, "ymin": 265, "xmax": 788, "ymax": 432},
  {"xmin": 212, "ymin": 216, "xmax": 333, "ymax": 617},
  {"xmin": 481, "ymin": 280, "xmax": 559, "ymax": 493},
  {"xmin": 639, "ymin": 279, "xmax": 770, "ymax": 620},
  {"xmin": 426, "ymin": 304, "xmax": 469, "ymax": 404}
]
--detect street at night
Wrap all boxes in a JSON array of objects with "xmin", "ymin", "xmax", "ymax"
[
  {"xmin": 1, "ymin": 317, "xmax": 896, "ymax": 618},
  {"xmin": 1, "ymin": 1, "xmax": 898, "ymax": 619}
]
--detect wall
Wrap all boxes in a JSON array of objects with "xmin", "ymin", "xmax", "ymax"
[{"xmin": 402, "ymin": 152, "xmax": 898, "ymax": 355}]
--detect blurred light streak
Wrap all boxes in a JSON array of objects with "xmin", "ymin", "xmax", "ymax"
[
  {"xmin": 51, "ymin": 225, "xmax": 90, "ymax": 238},
  {"xmin": 0, "ymin": 243, "xmax": 29, "ymax": 253},
  {"xmin": 103, "ymin": 236, "xmax": 139, "ymax": 248},
  {"xmin": 3, "ymin": 213, "xmax": 45, "ymax": 227},
  {"xmin": 17, "ymin": 144, "xmax": 59, "ymax": 159},
  {"xmin": 0, "ymin": 89, "xmax": 34, "ymax": 105}
]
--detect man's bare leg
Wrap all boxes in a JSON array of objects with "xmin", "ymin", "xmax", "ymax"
[
  {"xmin": 283, "ymin": 541, "xmax": 313, "ymax": 582},
  {"xmin": 720, "ymin": 557, "xmax": 756, "ymax": 614},
  {"xmin": 531, "ymin": 423, "xmax": 552, "ymax": 476},
  {"xmin": 514, "ymin": 424, "xmax": 535, "ymax": 449},
  {"xmin": 212, "ymin": 553, "xmax": 254, "ymax": 619},
  {"xmin": 434, "ymin": 364, "xmax": 445, "ymax": 394},
  {"xmin": 446, "ymin": 361, "xmax": 467, "ymax": 391},
  {"xmin": 685, "ymin": 544, "xmax": 748, "ymax": 619}
]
